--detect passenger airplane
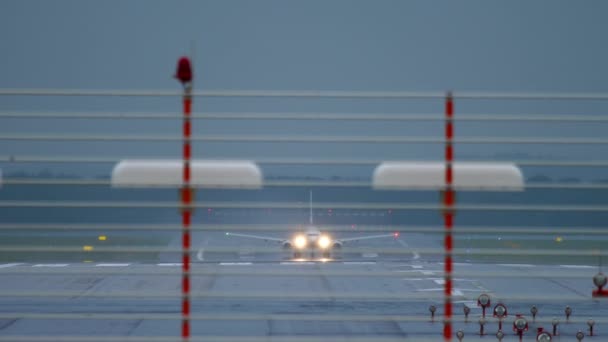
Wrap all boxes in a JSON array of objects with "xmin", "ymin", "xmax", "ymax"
[{"xmin": 225, "ymin": 192, "xmax": 399, "ymax": 259}]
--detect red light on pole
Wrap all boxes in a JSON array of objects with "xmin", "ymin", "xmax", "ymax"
[
  {"xmin": 477, "ymin": 293, "xmax": 491, "ymax": 318},
  {"xmin": 175, "ymin": 57, "xmax": 193, "ymax": 85},
  {"xmin": 592, "ymin": 272, "xmax": 608, "ymax": 297}
]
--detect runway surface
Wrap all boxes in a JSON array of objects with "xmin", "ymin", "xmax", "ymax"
[{"xmin": 0, "ymin": 231, "xmax": 605, "ymax": 341}]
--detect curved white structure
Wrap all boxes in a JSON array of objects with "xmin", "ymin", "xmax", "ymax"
[
  {"xmin": 111, "ymin": 160, "xmax": 262, "ymax": 189},
  {"xmin": 373, "ymin": 161, "xmax": 524, "ymax": 191}
]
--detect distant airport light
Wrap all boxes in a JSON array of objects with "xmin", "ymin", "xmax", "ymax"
[
  {"xmin": 456, "ymin": 329, "xmax": 464, "ymax": 342},
  {"xmin": 552, "ymin": 318, "xmax": 559, "ymax": 336},
  {"xmin": 82, "ymin": 245, "xmax": 94, "ymax": 252},
  {"xmin": 174, "ymin": 57, "xmax": 193, "ymax": 85},
  {"xmin": 463, "ymin": 305, "xmax": 471, "ymax": 322},
  {"xmin": 536, "ymin": 328, "xmax": 552, "ymax": 342},
  {"xmin": 592, "ymin": 272, "xmax": 608, "ymax": 297},
  {"xmin": 477, "ymin": 293, "xmax": 491, "ymax": 318},
  {"xmin": 531, "ymin": 305, "xmax": 538, "ymax": 322},
  {"xmin": 393, "ymin": 232, "xmax": 400, "ymax": 238},
  {"xmin": 98, "ymin": 235, "xmax": 107, "ymax": 241},
  {"xmin": 479, "ymin": 316, "xmax": 486, "ymax": 336},
  {"xmin": 513, "ymin": 314, "xmax": 529, "ymax": 342},
  {"xmin": 429, "ymin": 305, "xmax": 436, "ymax": 322},
  {"xmin": 588, "ymin": 318, "xmax": 595, "ymax": 336},
  {"xmin": 372, "ymin": 162, "xmax": 524, "ymax": 191},
  {"xmin": 576, "ymin": 330, "xmax": 585, "ymax": 341},
  {"xmin": 565, "ymin": 306, "xmax": 572, "ymax": 321},
  {"xmin": 493, "ymin": 303, "xmax": 508, "ymax": 331},
  {"xmin": 111, "ymin": 160, "xmax": 262, "ymax": 189}
]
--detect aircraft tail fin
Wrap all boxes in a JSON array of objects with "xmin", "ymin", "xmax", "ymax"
[{"xmin": 309, "ymin": 190, "xmax": 313, "ymax": 225}]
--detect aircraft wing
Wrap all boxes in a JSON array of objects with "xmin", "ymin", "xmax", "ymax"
[
  {"xmin": 225, "ymin": 232, "xmax": 285, "ymax": 243},
  {"xmin": 337, "ymin": 233, "xmax": 397, "ymax": 243}
]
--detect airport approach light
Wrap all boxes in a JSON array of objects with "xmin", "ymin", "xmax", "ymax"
[
  {"xmin": 174, "ymin": 57, "xmax": 192, "ymax": 85},
  {"xmin": 576, "ymin": 330, "xmax": 585, "ymax": 341},
  {"xmin": 592, "ymin": 272, "xmax": 608, "ymax": 297},
  {"xmin": 587, "ymin": 318, "xmax": 595, "ymax": 336},
  {"xmin": 552, "ymin": 318, "xmax": 559, "ymax": 336},
  {"xmin": 111, "ymin": 160, "xmax": 262, "ymax": 189},
  {"xmin": 493, "ymin": 303, "xmax": 508, "ymax": 331},
  {"xmin": 477, "ymin": 293, "xmax": 491, "ymax": 318},
  {"xmin": 372, "ymin": 162, "xmax": 524, "ymax": 191},
  {"xmin": 531, "ymin": 305, "xmax": 538, "ymax": 322},
  {"xmin": 463, "ymin": 305, "xmax": 471, "ymax": 322},
  {"xmin": 496, "ymin": 330, "xmax": 505, "ymax": 341},
  {"xmin": 565, "ymin": 306, "xmax": 572, "ymax": 322},
  {"xmin": 456, "ymin": 329, "xmax": 464, "ymax": 342},
  {"xmin": 536, "ymin": 327, "xmax": 552, "ymax": 342},
  {"xmin": 513, "ymin": 314, "xmax": 529, "ymax": 342}
]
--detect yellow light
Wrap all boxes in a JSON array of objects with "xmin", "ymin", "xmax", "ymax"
[
  {"xmin": 318, "ymin": 235, "xmax": 331, "ymax": 249},
  {"xmin": 98, "ymin": 235, "xmax": 107, "ymax": 241},
  {"xmin": 83, "ymin": 245, "xmax": 94, "ymax": 252},
  {"xmin": 555, "ymin": 236, "xmax": 563, "ymax": 243},
  {"xmin": 294, "ymin": 235, "xmax": 307, "ymax": 249},
  {"xmin": 83, "ymin": 260, "xmax": 93, "ymax": 263}
]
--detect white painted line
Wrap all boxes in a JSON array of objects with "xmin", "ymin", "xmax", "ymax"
[
  {"xmin": 421, "ymin": 271, "xmax": 435, "ymax": 275},
  {"xmin": 196, "ymin": 248, "xmax": 204, "ymax": 261},
  {"xmin": 157, "ymin": 263, "xmax": 183, "ymax": 266},
  {"xmin": 0, "ymin": 263, "xmax": 22, "ymax": 269},
  {"xmin": 452, "ymin": 289, "xmax": 464, "ymax": 296},
  {"xmin": 280, "ymin": 262, "xmax": 316, "ymax": 265},
  {"xmin": 454, "ymin": 262, "xmax": 472, "ymax": 266},
  {"xmin": 434, "ymin": 279, "xmax": 445, "ymax": 285},
  {"xmin": 362, "ymin": 253, "xmax": 378, "ymax": 258},
  {"xmin": 33, "ymin": 264, "xmax": 68, "ymax": 267},
  {"xmin": 412, "ymin": 265, "xmax": 424, "ymax": 269},
  {"xmin": 559, "ymin": 265, "xmax": 595, "ymax": 269},
  {"xmin": 219, "ymin": 262, "xmax": 252, "ymax": 266},
  {"xmin": 95, "ymin": 263, "xmax": 130, "ymax": 267},
  {"xmin": 498, "ymin": 264, "xmax": 535, "ymax": 268},
  {"xmin": 343, "ymin": 261, "xmax": 376, "ymax": 265}
]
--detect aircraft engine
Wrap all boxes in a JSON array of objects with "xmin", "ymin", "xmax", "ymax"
[
  {"xmin": 332, "ymin": 241, "xmax": 343, "ymax": 249},
  {"xmin": 282, "ymin": 241, "xmax": 293, "ymax": 250}
]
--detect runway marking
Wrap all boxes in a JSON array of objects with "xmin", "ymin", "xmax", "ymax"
[
  {"xmin": 0, "ymin": 263, "xmax": 22, "ymax": 269},
  {"xmin": 498, "ymin": 263, "xmax": 535, "ymax": 268},
  {"xmin": 280, "ymin": 262, "xmax": 316, "ymax": 265},
  {"xmin": 559, "ymin": 265, "xmax": 594, "ymax": 269},
  {"xmin": 219, "ymin": 262, "xmax": 253, "ymax": 266},
  {"xmin": 196, "ymin": 248, "xmax": 205, "ymax": 261},
  {"xmin": 33, "ymin": 264, "xmax": 68, "ymax": 267},
  {"xmin": 157, "ymin": 263, "xmax": 183, "ymax": 266},
  {"xmin": 454, "ymin": 300, "xmax": 479, "ymax": 308},
  {"xmin": 362, "ymin": 253, "xmax": 378, "ymax": 258},
  {"xmin": 412, "ymin": 265, "xmax": 423, "ymax": 269},
  {"xmin": 95, "ymin": 263, "xmax": 130, "ymax": 267},
  {"xmin": 395, "ymin": 238, "xmax": 421, "ymax": 260},
  {"xmin": 420, "ymin": 271, "xmax": 435, "ymax": 275},
  {"xmin": 417, "ymin": 288, "xmax": 465, "ymax": 296},
  {"xmin": 434, "ymin": 279, "xmax": 445, "ymax": 285},
  {"xmin": 343, "ymin": 261, "xmax": 376, "ymax": 265}
]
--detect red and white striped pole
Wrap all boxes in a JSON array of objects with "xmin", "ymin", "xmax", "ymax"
[
  {"xmin": 175, "ymin": 57, "xmax": 193, "ymax": 341},
  {"xmin": 443, "ymin": 91, "xmax": 455, "ymax": 341}
]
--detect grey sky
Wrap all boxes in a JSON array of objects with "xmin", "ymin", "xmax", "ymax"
[{"xmin": 1, "ymin": 1, "xmax": 607, "ymax": 179}]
